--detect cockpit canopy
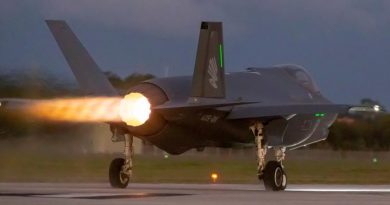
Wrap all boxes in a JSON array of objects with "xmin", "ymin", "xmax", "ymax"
[
  {"xmin": 275, "ymin": 64, "xmax": 320, "ymax": 93},
  {"xmin": 247, "ymin": 64, "xmax": 321, "ymax": 94},
  {"xmin": 278, "ymin": 64, "xmax": 320, "ymax": 94}
]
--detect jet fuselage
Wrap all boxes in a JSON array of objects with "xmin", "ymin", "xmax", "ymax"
[{"xmin": 126, "ymin": 65, "xmax": 337, "ymax": 154}]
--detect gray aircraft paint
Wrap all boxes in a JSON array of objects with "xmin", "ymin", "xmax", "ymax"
[
  {"xmin": 45, "ymin": 20, "xmax": 118, "ymax": 96},
  {"xmin": 191, "ymin": 22, "xmax": 225, "ymax": 98},
  {"xmin": 137, "ymin": 66, "xmax": 340, "ymax": 153}
]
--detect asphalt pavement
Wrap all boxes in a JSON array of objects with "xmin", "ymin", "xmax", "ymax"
[{"xmin": 0, "ymin": 183, "xmax": 389, "ymax": 205}]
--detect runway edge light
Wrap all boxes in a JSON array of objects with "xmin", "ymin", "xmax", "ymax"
[{"xmin": 211, "ymin": 173, "xmax": 218, "ymax": 183}]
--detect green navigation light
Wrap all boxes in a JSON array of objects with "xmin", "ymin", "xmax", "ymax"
[
  {"xmin": 315, "ymin": 113, "xmax": 326, "ymax": 117},
  {"xmin": 219, "ymin": 44, "xmax": 223, "ymax": 68}
]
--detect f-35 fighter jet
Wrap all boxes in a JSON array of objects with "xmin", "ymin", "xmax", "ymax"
[{"xmin": 1, "ymin": 20, "xmax": 380, "ymax": 191}]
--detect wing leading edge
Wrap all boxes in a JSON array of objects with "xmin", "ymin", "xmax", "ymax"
[{"xmin": 227, "ymin": 103, "xmax": 353, "ymax": 119}]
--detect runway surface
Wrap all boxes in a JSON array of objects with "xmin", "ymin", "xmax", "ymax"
[{"xmin": 0, "ymin": 183, "xmax": 389, "ymax": 205}]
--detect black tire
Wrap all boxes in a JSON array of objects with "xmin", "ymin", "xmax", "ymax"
[
  {"xmin": 109, "ymin": 158, "xmax": 130, "ymax": 188},
  {"xmin": 263, "ymin": 161, "xmax": 287, "ymax": 191}
]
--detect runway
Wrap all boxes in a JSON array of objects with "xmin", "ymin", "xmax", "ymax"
[{"xmin": 0, "ymin": 183, "xmax": 389, "ymax": 205}]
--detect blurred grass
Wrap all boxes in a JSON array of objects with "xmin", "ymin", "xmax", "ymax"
[{"xmin": 0, "ymin": 151, "xmax": 390, "ymax": 184}]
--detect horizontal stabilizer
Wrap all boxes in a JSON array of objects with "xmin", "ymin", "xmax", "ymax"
[{"xmin": 46, "ymin": 20, "xmax": 118, "ymax": 96}]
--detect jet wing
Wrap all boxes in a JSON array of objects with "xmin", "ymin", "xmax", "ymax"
[
  {"xmin": 227, "ymin": 103, "xmax": 381, "ymax": 119},
  {"xmin": 153, "ymin": 99, "xmax": 257, "ymax": 112}
]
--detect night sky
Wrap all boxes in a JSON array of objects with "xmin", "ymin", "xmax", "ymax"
[{"xmin": 1, "ymin": 0, "xmax": 390, "ymax": 107}]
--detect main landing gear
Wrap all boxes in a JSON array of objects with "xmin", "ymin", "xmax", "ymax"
[
  {"xmin": 250, "ymin": 122, "xmax": 287, "ymax": 191},
  {"xmin": 109, "ymin": 134, "xmax": 133, "ymax": 188}
]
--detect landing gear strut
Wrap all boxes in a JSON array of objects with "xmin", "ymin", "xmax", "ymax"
[
  {"xmin": 250, "ymin": 122, "xmax": 287, "ymax": 191},
  {"xmin": 109, "ymin": 134, "xmax": 133, "ymax": 188},
  {"xmin": 250, "ymin": 122, "xmax": 267, "ymax": 180}
]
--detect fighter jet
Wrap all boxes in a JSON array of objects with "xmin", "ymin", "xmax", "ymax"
[{"xmin": 0, "ymin": 20, "xmax": 380, "ymax": 191}]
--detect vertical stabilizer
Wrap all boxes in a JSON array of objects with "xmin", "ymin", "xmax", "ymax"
[
  {"xmin": 191, "ymin": 22, "xmax": 225, "ymax": 98},
  {"xmin": 46, "ymin": 20, "xmax": 118, "ymax": 96}
]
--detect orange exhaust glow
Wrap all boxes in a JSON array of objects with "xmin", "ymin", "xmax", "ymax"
[
  {"xmin": 23, "ymin": 93, "xmax": 151, "ymax": 126},
  {"xmin": 119, "ymin": 93, "xmax": 151, "ymax": 126}
]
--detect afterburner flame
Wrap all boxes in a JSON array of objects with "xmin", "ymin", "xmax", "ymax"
[
  {"xmin": 22, "ymin": 93, "xmax": 151, "ymax": 126},
  {"xmin": 25, "ymin": 97, "xmax": 123, "ymax": 122},
  {"xmin": 119, "ymin": 93, "xmax": 151, "ymax": 126}
]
